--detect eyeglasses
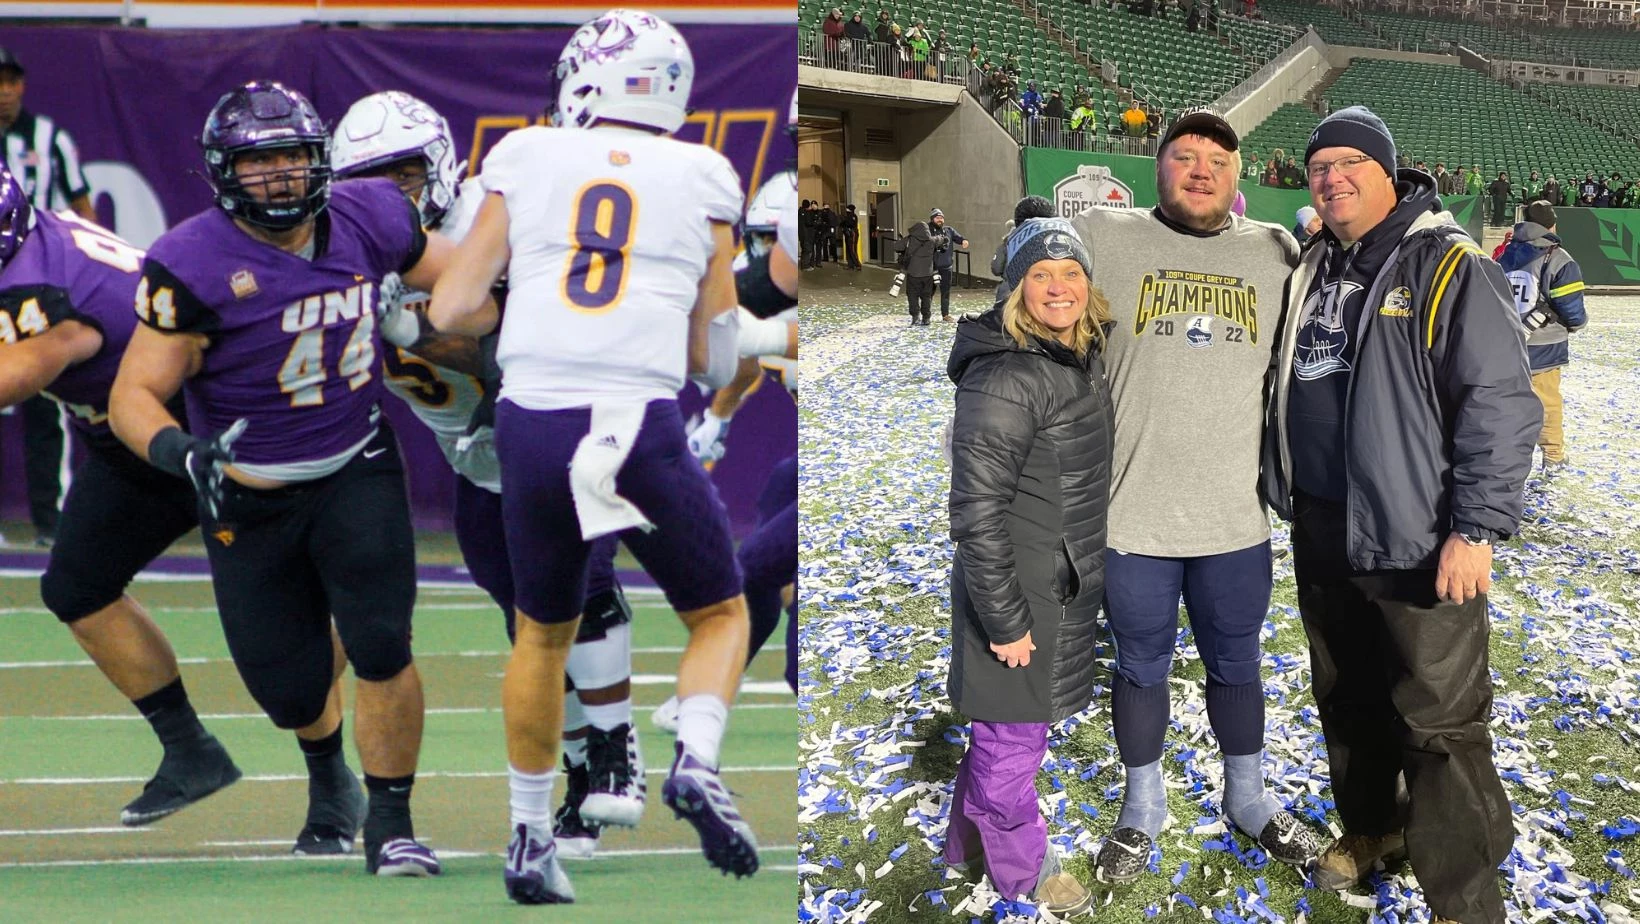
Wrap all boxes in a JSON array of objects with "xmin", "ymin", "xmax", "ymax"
[{"xmin": 1306, "ymin": 154, "xmax": 1377, "ymax": 182}]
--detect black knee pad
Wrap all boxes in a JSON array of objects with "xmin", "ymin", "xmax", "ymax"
[
  {"xmin": 240, "ymin": 637, "xmax": 334, "ymax": 730},
  {"xmin": 344, "ymin": 630, "xmax": 413, "ymax": 683},
  {"xmin": 337, "ymin": 611, "xmax": 414, "ymax": 683},
  {"xmin": 40, "ymin": 561, "xmax": 123, "ymax": 624},
  {"xmin": 577, "ymin": 583, "xmax": 633, "ymax": 643}
]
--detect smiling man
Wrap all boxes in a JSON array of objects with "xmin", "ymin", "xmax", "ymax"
[
  {"xmin": 1260, "ymin": 106, "xmax": 1539, "ymax": 924},
  {"xmin": 1069, "ymin": 110, "xmax": 1324, "ymax": 885}
]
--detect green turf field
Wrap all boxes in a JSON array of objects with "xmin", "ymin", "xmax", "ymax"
[{"xmin": 0, "ymin": 544, "xmax": 794, "ymax": 922}]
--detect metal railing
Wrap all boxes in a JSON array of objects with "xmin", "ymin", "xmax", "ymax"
[
  {"xmin": 1214, "ymin": 25, "xmax": 1325, "ymax": 113},
  {"xmin": 799, "ymin": 30, "xmax": 974, "ymax": 87},
  {"xmin": 996, "ymin": 98, "xmax": 1161, "ymax": 156}
]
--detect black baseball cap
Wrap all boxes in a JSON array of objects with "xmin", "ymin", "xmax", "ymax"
[
  {"xmin": 1159, "ymin": 109, "xmax": 1238, "ymax": 152},
  {"xmin": 0, "ymin": 48, "xmax": 22, "ymax": 75}
]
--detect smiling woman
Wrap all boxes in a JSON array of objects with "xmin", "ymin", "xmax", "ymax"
[{"xmin": 942, "ymin": 218, "xmax": 1114, "ymax": 916}]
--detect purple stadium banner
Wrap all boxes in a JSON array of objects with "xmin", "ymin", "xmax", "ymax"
[{"xmin": 0, "ymin": 24, "xmax": 796, "ymax": 533}]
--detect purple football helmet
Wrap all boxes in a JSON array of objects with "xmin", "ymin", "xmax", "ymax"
[
  {"xmin": 0, "ymin": 166, "xmax": 33, "ymax": 270},
  {"xmin": 201, "ymin": 80, "xmax": 331, "ymax": 231}
]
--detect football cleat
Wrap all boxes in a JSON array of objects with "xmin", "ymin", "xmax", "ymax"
[
  {"xmin": 581, "ymin": 723, "xmax": 646, "ymax": 828},
  {"xmin": 1093, "ymin": 826, "xmax": 1154, "ymax": 885},
  {"xmin": 553, "ymin": 758, "xmax": 602, "ymax": 860},
  {"xmin": 505, "ymin": 823, "xmax": 575, "ymax": 905},
  {"xmin": 661, "ymin": 742, "xmax": 759, "ymax": 878},
  {"xmin": 1256, "ymin": 811, "xmax": 1325, "ymax": 867},
  {"xmin": 120, "ymin": 735, "xmax": 242, "ymax": 827},
  {"xmin": 293, "ymin": 767, "xmax": 366, "ymax": 856},
  {"xmin": 369, "ymin": 837, "xmax": 441, "ymax": 877}
]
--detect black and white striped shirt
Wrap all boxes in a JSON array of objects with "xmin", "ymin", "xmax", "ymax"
[{"xmin": 4, "ymin": 109, "xmax": 90, "ymax": 212}]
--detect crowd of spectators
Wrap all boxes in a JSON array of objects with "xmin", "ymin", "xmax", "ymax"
[
  {"xmin": 1236, "ymin": 148, "xmax": 1640, "ymax": 222},
  {"xmin": 816, "ymin": 7, "xmax": 961, "ymax": 80}
]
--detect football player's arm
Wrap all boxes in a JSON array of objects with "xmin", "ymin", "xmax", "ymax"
[
  {"xmin": 769, "ymin": 245, "xmax": 798, "ymax": 299},
  {"xmin": 429, "ymin": 193, "xmax": 509, "ymax": 338},
  {"xmin": 0, "ymin": 320, "xmax": 102, "ymax": 408},
  {"xmin": 108, "ymin": 325, "xmax": 207, "ymax": 462},
  {"xmin": 689, "ymin": 220, "xmax": 739, "ymax": 377}
]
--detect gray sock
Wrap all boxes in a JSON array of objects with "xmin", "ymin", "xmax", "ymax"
[
  {"xmin": 1223, "ymin": 751, "xmax": 1284, "ymax": 836},
  {"xmin": 1114, "ymin": 759, "xmax": 1166, "ymax": 837}
]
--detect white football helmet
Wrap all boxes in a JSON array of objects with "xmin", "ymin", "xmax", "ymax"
[
  {"xmin": 331, "ymin": 90, "xmax": 466, "ymax": 229},
  {"xmin": 551, "ymin": 9, "xmax": 694, "ymax": 134},
  {"xmin": 743, "ymin": 169, "xmax": 796, "ymax": 256}
]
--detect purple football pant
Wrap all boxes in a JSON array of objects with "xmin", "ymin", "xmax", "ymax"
[
  {"xmin": 454, "ymin": 474, "xmax": 617, "ymax": 641},
  {"xmin": 943, "ymin": 720, "xmax": 1050, "ymax": 902},
  {"xmin": 495, "ymin": 399, "xmax": 741, "ymax": 625},
  {"xmin": 739, "ymin": 500, "xmax": 795, "ymax": 688}
]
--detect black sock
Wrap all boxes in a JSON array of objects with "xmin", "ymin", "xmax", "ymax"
[
  {"xmin": 1111, "ymin": 675, "xmax": 1170, "ymax": 767},
  {"xmin": 298, "ymin": 724, "xmax": 358, "ymax": 830},
  {"xmin": 1205, "ymin": 681, "xmax": 1266, "ymax": 756},
  {"xmin": 132, "ymin": 678, "xmax": 208, "ymax": 749},
  {"xmin": 364, "ymin": 773, "xmax": 415, "ymax": 841},
  {"xmin": 299, "ymin": 724, "xmax": 349, "ymax": 784},
  {"xmin": 299, "ymin": 724, "xmax": 344, "ymax": 759}
]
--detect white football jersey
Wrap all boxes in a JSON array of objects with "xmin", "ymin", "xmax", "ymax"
[
  {"xmin": 381, "ymin": 175, "xmax": 500, "ymax": 492},
  {"xmin": 762, "ymin": 171, "xmax": 799, "ymax": 266},
  {"xmin": 482, "ymin": 126, "xmax": 743, "ymax": 410}
]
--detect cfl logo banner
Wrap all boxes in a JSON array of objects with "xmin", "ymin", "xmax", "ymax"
[{"xmin": 1054, "ymin": 164, "xmax": 1135, "ymax": 219}]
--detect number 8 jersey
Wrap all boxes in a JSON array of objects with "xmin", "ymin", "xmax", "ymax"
[{"xmin": 481, "ymin": 126, "xmax": 743, "ymax": 410}]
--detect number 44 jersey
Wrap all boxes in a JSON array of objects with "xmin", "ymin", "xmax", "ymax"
[
  {"xmin": 482, "ymin": 126, "xmax": 743, "ymax": 411},
  {"xmin": 137, "ymin": 178, "xmax": 424, "ymax": 472}
]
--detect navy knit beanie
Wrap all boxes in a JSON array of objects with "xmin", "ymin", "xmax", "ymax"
[
  {"xmin": 1004, "ymin": 218, "xmax": 1092, "ymax": 292},
  {"xmin": 1305, "ymin": 106, "xmax": 1397, "ymax": 180}
]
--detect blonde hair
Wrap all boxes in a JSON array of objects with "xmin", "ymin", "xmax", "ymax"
[{"xmin": 1002, "ymin": 272, "xmax": 1111, "ymax": 358}]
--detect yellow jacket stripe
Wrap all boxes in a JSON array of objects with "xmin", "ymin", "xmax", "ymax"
[
  {"xmin": 1549, "ymin": 280, "xmax": 1586, "ymax": 298},
  {"xmin": 1426, "ymin": 243, "xmax": 1485, "ymax": 348}
]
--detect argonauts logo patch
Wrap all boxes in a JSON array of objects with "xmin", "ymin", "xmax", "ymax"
[
  {"xmin": 1186, "ymin": 315, "xmax": 1214, "ymax": 348},
  {"xmin": 1294, "ymin": 280, "xmax": 1363, "ymax": 381}
]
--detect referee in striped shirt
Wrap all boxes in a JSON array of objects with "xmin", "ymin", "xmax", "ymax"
[{"xmin": 0, "ymin": 46, "xmax": 89, "ymax": 546}]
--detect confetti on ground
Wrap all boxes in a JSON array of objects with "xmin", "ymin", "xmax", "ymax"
[{"xmin": 798, "ymin": 280, "xmax": 1640, "ymax": 922}]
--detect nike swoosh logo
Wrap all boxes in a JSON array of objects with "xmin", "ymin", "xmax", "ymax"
[
  {"xmin": 1274, "ymin": 824, "xmax": 1298, "ymax": 845},
  {"xmin": 363, "ymin": 448, "xmax": 386, "ymax": 459},
  {"xmin": 1108, "ymin": 836, "xmax": 1146, "ymax": 856}
]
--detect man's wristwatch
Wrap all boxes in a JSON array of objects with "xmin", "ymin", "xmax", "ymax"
[{"xmin": 1459, "ymin": 532, "xmax": 1492, "ymax": 547}]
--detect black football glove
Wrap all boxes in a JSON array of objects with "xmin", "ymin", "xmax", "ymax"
[{"xmin": 148, "ymin": 419, "xmax": 248, "ymax": 521}]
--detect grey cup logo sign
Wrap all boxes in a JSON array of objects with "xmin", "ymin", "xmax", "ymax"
[{"xmin": 1054, "ymin": 164, "xmax": 1134, "ymax": 219}]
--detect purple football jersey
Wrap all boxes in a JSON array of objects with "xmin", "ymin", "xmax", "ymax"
[
  {"xmin": 0, "ymin": 209, "xmax": 144, "ymax": 447},
  {"xmin": 138, "ymin": 178, "xmax": 424, "ymax": 466}
]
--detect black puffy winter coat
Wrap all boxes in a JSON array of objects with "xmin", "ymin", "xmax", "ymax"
[{"xmin": 947, "ymin": 307, "xmax": 1113, "ymax": 723}]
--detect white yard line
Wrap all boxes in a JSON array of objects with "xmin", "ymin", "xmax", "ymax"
[
  {"xmin": 0, "ymin": 827, "xmax": 144, "ymax": 836},
  {"xmin": 24, "ymin": 702, "xmax": 794, "ymax": 722},
  {"xmin": 2, "ymin": 766, "xmax": 795, "ymax": 785},
  {"xmin": 0, "ymin": 650, "xmax": 786, "ymax": 670},
  {"xmin": 0, "ymin": 846, "xmax": 798, "ymax": 869}
]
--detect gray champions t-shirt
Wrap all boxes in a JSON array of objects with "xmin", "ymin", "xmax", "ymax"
[{"xmin": 1074, "ymin": 206, "xmax": 1300, "ymax": 557}]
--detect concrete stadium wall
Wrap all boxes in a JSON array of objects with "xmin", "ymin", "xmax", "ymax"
[
  {"xmin": 840, "ymin": 105, "xmax": 905, "ymax": 221},
  {"xmin": 1324, "ymin": 44, "xmax": 1459, "ymax": 68},
  {"xmin": 1223, "ymin": 44, "xmax": 1331, "ymax": 139},
  {"xmin": 896, "ymin": 94, "xmax": 1025, "ymax": 284}
]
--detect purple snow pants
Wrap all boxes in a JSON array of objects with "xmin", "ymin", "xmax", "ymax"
[{"xmin": 942, "ymin": 720, "xmax": 1051, "ymax": 900}]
